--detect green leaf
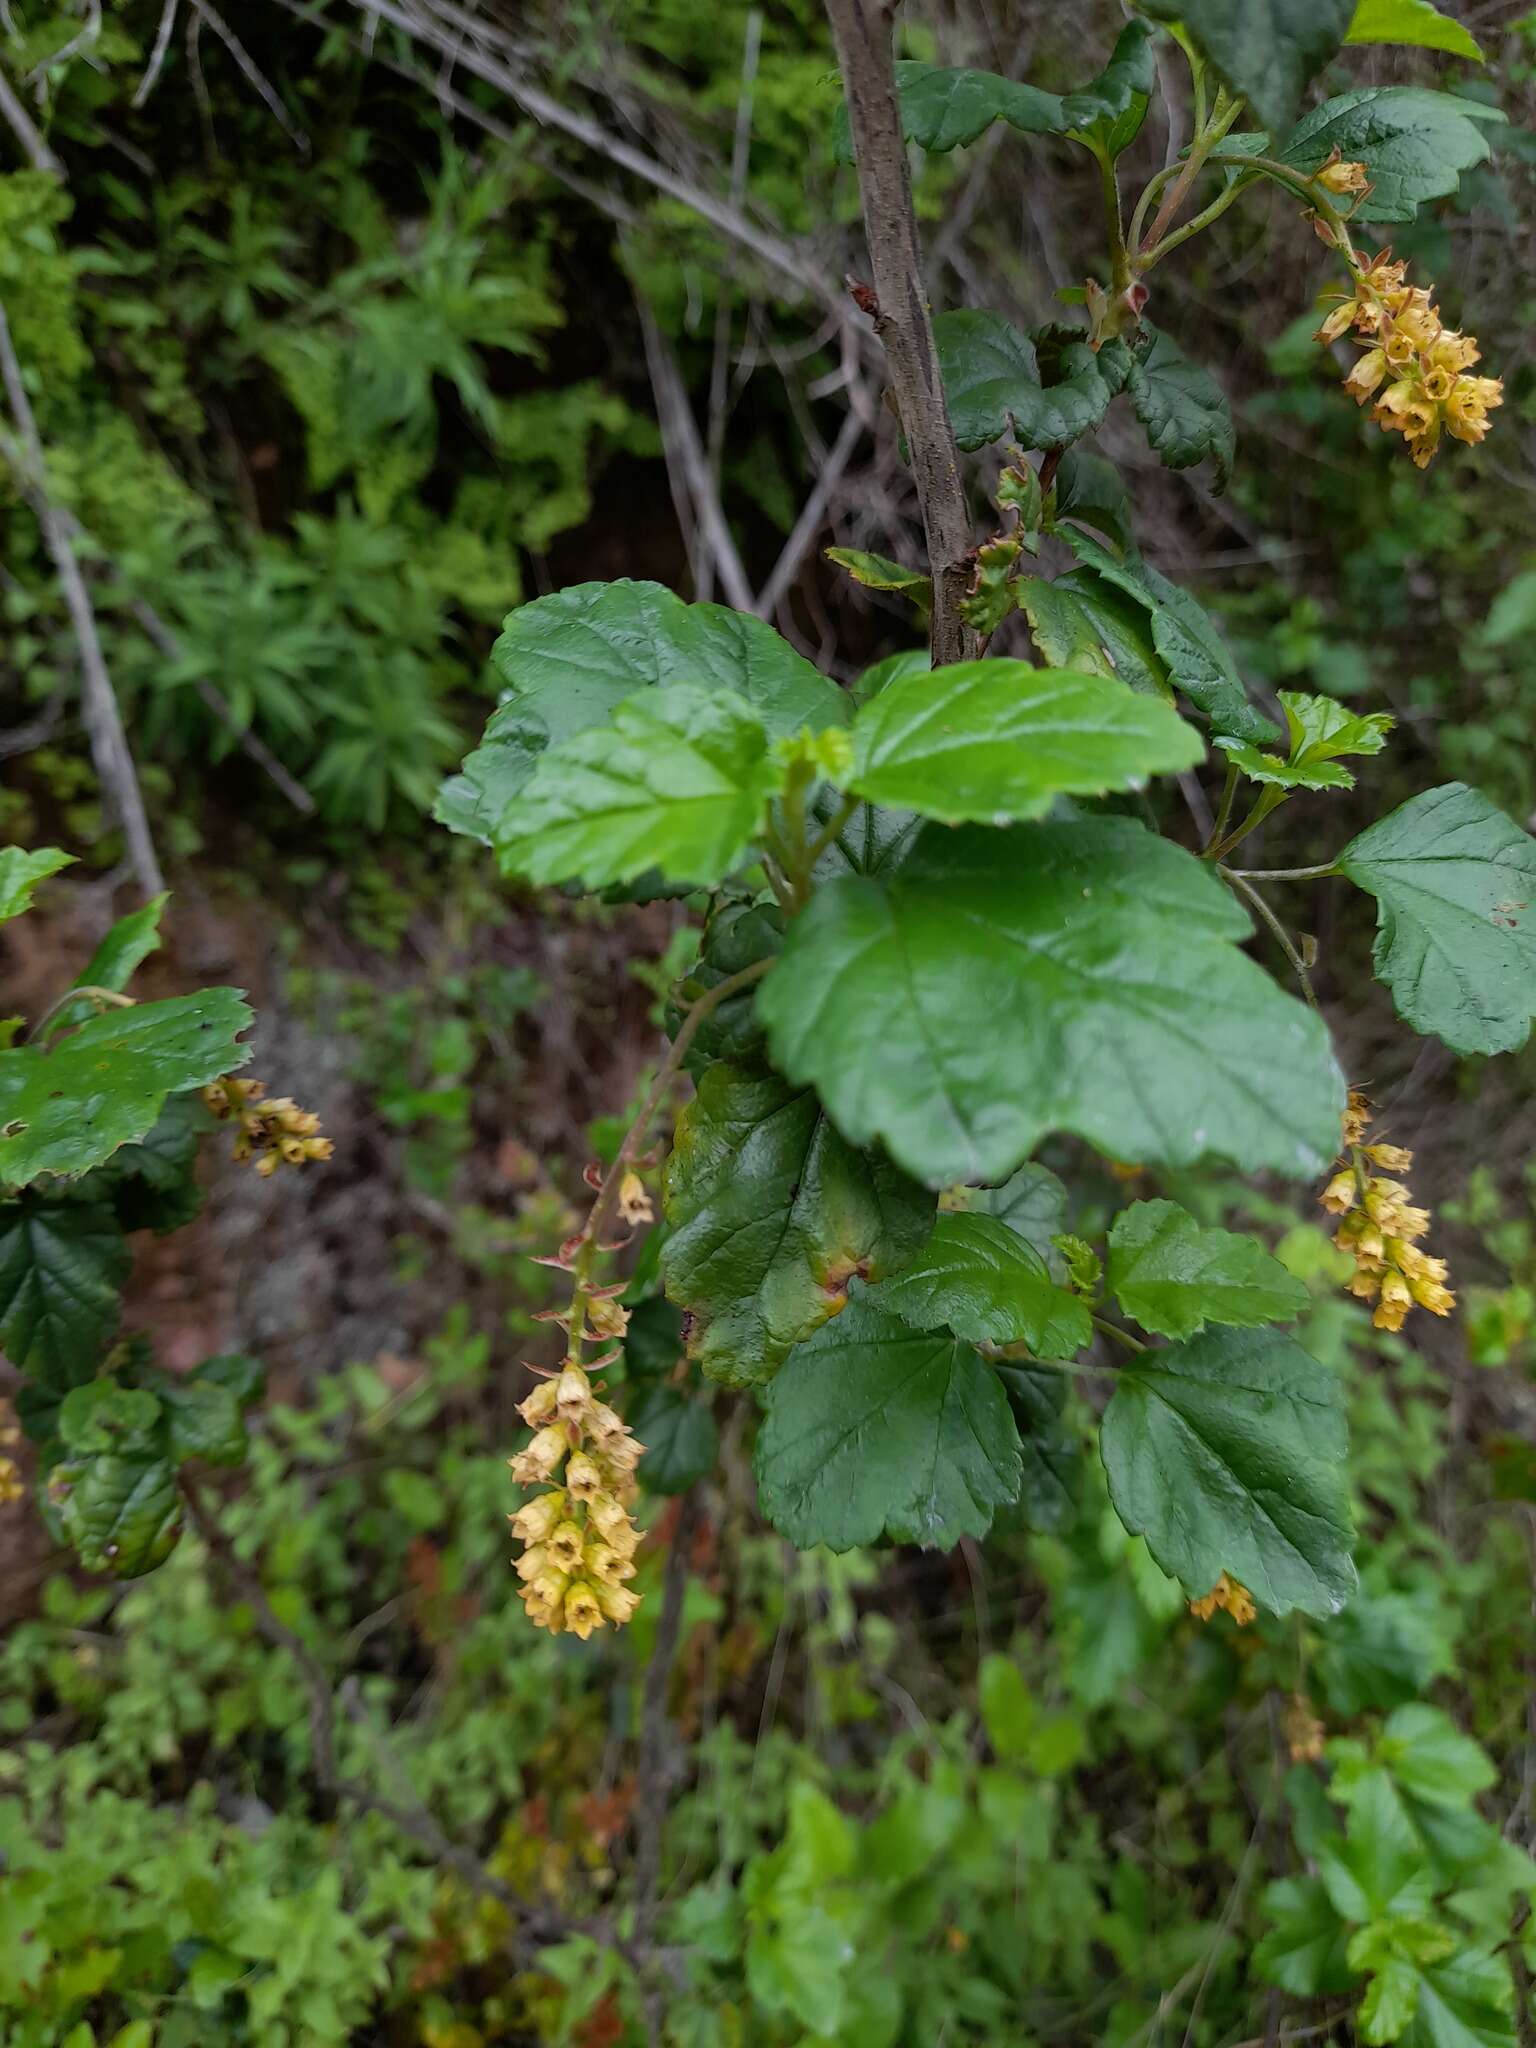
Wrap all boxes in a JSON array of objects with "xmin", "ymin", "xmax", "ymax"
[
  {"xmin": 832, "ymin": 21, "xmax": 1154, "ymax": 160},
  {"xmin": 58, "ymin": 1381, "xmax": 162, "ymax": 1454},
  {"xmin": 1051, "ymin": 448, "xmax": 1133, "ymax": 551},
  {"xmin": 53, "ymin": 1447, "xmax": 181, "ymax": 1577},
  {"xmin": 865, "ymin": 1212, "xmax": 1091, "ymax": 1358},
  {"xmin": 194, "ymin": 1351, "xmax": 264, "ymax": 1407},
  {"xmin": 853, "ymin": 649, "xmax": 930, "ymax": 704},
  {"xmin": 1482, "ymin": 570, "xmax": 1536, "ymax": 648},
  {"xmin": 1219, "ymin": 689, "xmax": 1394, "ymax": 791},
  {"xmin": 1336, "ymin": 782, "xmax": 1536, "ymax": 1056},
  {"xmin": 1347, "ymin": 0, "xmax": 1483, "ymax": 57},
  {"xmin": 494, "ymin": 684, "xmax": 783, "ymax": 889},
  {"xmin": 745, "ymin": 1903, "xmax": 849, "ymax": 2035},
  {"xmin": 99, "ymin": 1094, "xmax": 207, "ymax": 1236},
  {"xmin": 1140, "ymin": 0, "xmax": 1354, "ymax": 132},
  {"xmin": 758, "ymin": 816, "xmax": 1343, "ymax": 1188},
  {"xmin": 447, "ymin": 580, "xmax": 849, "ymax": 840},
  {"xmin": 1318, "ymin": 1771, "xmax": 1438, "ymax": 1922},
  {"xmin": 1279, "ymin": 88, "xmax": 1505, "ymax": 223},
  {"xmin": 995, "ymin": 1362, "xmax": 1081, "ymax": 1531},
  {"xmin": 147, "ymin": 1370, "xmax": 248, "ymax": 1467},
  {"xmin": 0, "ymin": 1196, "xmax": 129, "ymax": 1384},
  {"xmin": 1363, "ymin": 1955, "xmax": 1425, "ymax": 2043},
  {"xmin": 1106, "ymin": 1200, "xmax": 1309, "ymax": 1339},
  {"xmin": 1376, "ymin": 1704, "xmax": 1498, "ymax": 1810},
  {"xmin": 932, "ymin": 314, "xmax": 1127, "ymax": 453},
  {"xmin": 972, "ymin": 1162, "xmax": 1072, "ymax": 1278},
  {"xmin": 755, "ymin": 1302, "xmax": 1021, "ymax": 1550},
  {"xmin": 825, "ymin": 547, "xmax": 932, "ymax": 614},
  {"xmin": 1126, "ymin": 325, "xmax": 1236, "ymax": 488},
  {"xmin": 1020, "ymin": 571, "xmax": 1174, "ymax": 701},
  {"xmin": 1402, "ymin": 1954, "xmax": 1517, "ymax": 2048},
  {"xmin": 662, "ymin": 1062, "xmax": 934, "ymax": 1388},
  {"xmin": 1100, "ymin": 1325, "xmax": 1356, "ymax": 1617},
  {"xmin": 1256, "ymin": 1876, "xmax": 1355, "ymax": 1995},
  {"xmin": 629, "ymin": 1383, "xmax": 719, "ymax": 1493},
  {"xmin": 1061, "ymin": 528, "xmax": 1276, "ymax": 741},
  {"xmin": 668, "ymin": 897, "xmax": 785, "ymax": 1075},
  {"xmin": 843, "ymin": 659, "xmax": 1203, "ymax": 823},
  {"xmin": 0, "ymin": 989, "xmax": 252, "ymax": 1188},
  {"xmin": 76, "ymin": 895, "xmax": 168, "ymax": 994},
  {"xmin": 0, "ymin": 847, "xmax": 72, "ymax": 923}
]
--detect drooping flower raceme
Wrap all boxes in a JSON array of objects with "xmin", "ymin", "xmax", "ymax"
[
  {"xmin": 508, "ymin": 1359, "xmax": 645, "ymax": 1637},
  {"xmin": 1320, "ymin": 1091, "xmax": 1455, "ymax": 1332},
  {"xmin": 1317, "ymin": 250, "xmax": 1502, "ymax": 468}
]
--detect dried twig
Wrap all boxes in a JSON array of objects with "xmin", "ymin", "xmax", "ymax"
[
  {"xmin": 699, "ymin": 8, "xmax": 763, "ymax": 602},
  {"xmin": 0, "ymin": 301, "xmax": 164, "ymax": 897},
  {"xmin": 0, "ymin": 60, "xmax": 62, "ymax": 174},
  {"xmin": 822, "ymin": 0, "xmax": 977, "ymax": 665},
  {"xmin": 189, "ymin": 0, "xmax": 310, "ymax": 151},
  {"xmin": 634, "ymin": 288, "xmax": 758, "ymax": 614},
  {"xmin": 132, "ymin": 0, "xmax": 182, "ymax": 106},
  {"xmin": 756, "ymin": 402, "xmax": 866, "ymax": 623}
]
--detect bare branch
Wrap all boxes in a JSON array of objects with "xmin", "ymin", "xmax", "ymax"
[
  {"xmin": 757, "ymin": 402, "xmax": 866, "ymax": 623},
  {"xmin": 0, "ymin": 300, "xmax": 164, "ymax": 898},
  {"xmin": 0, "ymin": 61, "xmax": 63, "ymax": 174},
  {"xmin": 188, "ymin": 0, "xmax": 310, "ymax": 151},
  {"xmin": 634, "ymin": 287, "xmax": 759, "ymax": 615},
  {"xmin": 822, "ymin": 0, "xmax": 978, "ymax": 665},
  {"xmin": 132, "ymin": 0, "xmax": 182, "ymax": 107}
]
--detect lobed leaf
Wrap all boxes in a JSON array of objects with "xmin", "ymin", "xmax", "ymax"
[
  {"xmin": 754, "ymin": 1302, "xmax": 1022, "ymax": 1550},
  {"xmin": 0, "ymin": 989, "xmax": 252, "ymax": 1188},
  {"xmin": 1125, "ymin": 325, "xmax": 1236, "ymax": 489},
  {"xmin": 843, "ymin": 658, "xmax": 1204, "ymax": 823},
  {"xmin": 866, "ymin": 1211, "xmax": 1092, "ymax": 1358},
  {"xmin": 1279, "ymin": 87, "xmax": 1504, "ymax": 223},
  {"xmin": 662, "ymin": 1062, "xmax": 933, "ymax": 1388},
  {"xmin": 1106, "ymin": 1199, "xmax": 1309, "ymax": 1339},
  {"xmin": 494, "ymin": 683, "xmax": 784, "ymax": 890},
  {"xmin": 1336, "ymin": 782, "xmax": 1536, "ymax": 1055},
  {"xmin": 757, "ymin": 816, "xmax": 1345, "ymax": 1189},
  {"xmin": 0, "ymin": 848, "xmax": 73, "ymax": 924},
  {"xmin": 1100, "ymin": 1325, "xmax": 1357, "ymax": 1618},
  {"xmin": 0, "ymin": 1196, "xmax": 130, "ymax": 1385},
  {"xmin": 1139, "ymin": 0, "xmax": 1355, "ymax": 133}
]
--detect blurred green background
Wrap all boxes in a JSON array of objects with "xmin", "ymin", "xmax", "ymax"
[{"xmin": 1, "ymin": 4, "xmax": 1535, "ymax": 2044}]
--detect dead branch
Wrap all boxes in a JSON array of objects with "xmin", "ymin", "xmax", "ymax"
[
  {"xmin": 822, "ymin": 0, "xmax": 978, "ymax": 665},
  {"xmin": 0, "ymin": 60, "xmax": 63, "ymax": 174},
  {"xmin": 0, "ymin": 301, "xmax": 164, "ymax": 897}
]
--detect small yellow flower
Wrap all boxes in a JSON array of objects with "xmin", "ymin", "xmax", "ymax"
[
  {"xmin": 509, "ymin": 1491, "xmax": 565, "ymax": 1545},
  {"xmin": 618, "ymin": 1170, "xmax": 654, "ymax": 1227},
  {"xmin": 0, "ymin": 1456, "xmax": 24, "ymax": 1507},
  {"xmin": 1320, "ymin": 1099, "xmax": 1454, "ymax": 1331},
  {"xmin": 593, "ymin": 1580, "xmax": 641, "ymax": 1625},
  {"xmin": 1315, "ymin": 156, "xmax": 1369, "ymax": 196},
  {"xmin": 563, "ymin": 1583, "xmax": 604, "ymax": 1640},
  {"xmin": 1189, "ymin": 1572, "xmax": 1256, "ymax": 1625},
  {"xmin": 1284, "ymin": 1693, "xmax": 1326, "ymax": 1763},
  {"xmin": 509, "ymin": 1424, "xmax": 568, "ymax": 1486}
]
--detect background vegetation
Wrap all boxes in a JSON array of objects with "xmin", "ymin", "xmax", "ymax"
[{"xmin": 1, "ymin": 2, "xmax": 1535, "ymax": 2044}]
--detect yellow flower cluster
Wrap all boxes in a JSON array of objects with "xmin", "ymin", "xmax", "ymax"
[
  {"xmin": 203, "ymin": 1075, "xmax": 333, "ymax": 1177},
  {"xmin": 1284, "ymin": 1693, "xmax": 1326, "ymax": 1764},
  {"xmin": 1317, "ymin": 250, "xmax": 1501, "ymax": 467},
  {"xmin": 1320, "ymin": 1091, "xmax": 1454, "ymax": 1332},
  {"xmin": 508, "ymin": 1359, "xmax": 644, "ymax": 1638},
  {"xmin": 1189, "ymin": 1572, "xmax": 1256, "ymax": 1626},
  {"xmin": 0, "ymin": 1399, "xmax": 23, "ymax": 1506}
]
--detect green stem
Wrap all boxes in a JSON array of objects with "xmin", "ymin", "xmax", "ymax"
[
  {"xmin": 803, "ymin": 793, "xmax": 861, "ymax": 871},
  {"xmin": 1218, "ymin": 867, "xmax": 1319, "ymax": 1011},
  {"xmin": 28, "ymin": 983, "xmax": 135, "ymax": 1041},
  {"xmin": 1133, "ymin": 88, "xmax": 1244, "ymax": 264},
  {"xmin": 1089, "ymin": 135, "xmax": 1130, "ymax": 293},
  {"xmin": 1091, "ymin": 1314, "xmax": 1147, "ymax": 1356},
  {"xmin": 1202, "ymin": 785, "xmax": 1288, "ymax": 864},
  {"xmin": 1205, "ymin": 762, "xmax": 1239, "ymax": 855},
  {"xmin": 1226, "ymin": 861, "xmax": 1340, "ymax": 883},
  {"xmin": 1138, "ymin": 172, "xmax": 1253, "ymax": 272},
  {"xmin": 565, "ymin": 958, "xmax": 774, "ymax": 1356}
]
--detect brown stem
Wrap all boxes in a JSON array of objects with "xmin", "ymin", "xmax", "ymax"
[{"xmin": 824, "ymin": 0, "xmax": 978, "ymax": 667}]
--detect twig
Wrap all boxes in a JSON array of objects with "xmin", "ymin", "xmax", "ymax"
[
  {"xmin": 756, "ymin": 403, "xmax": 866, "ymax": 622},
  {"xmin": 633, "ymin": 287, "xmax": 758, "ymax": 615},
  {"xmin": 132, "ymin": 0, "xmax": 182, "ymax": 106},
  {"xmin": 188, "ymin": 0, "xmax": 310, "ymax": 151},
  {"xmin": 0, "ymin": 301, "xmax": 164, "ymax": 897},
  {"xmin": 823, "ymin": 0, "xmax": 977, "ymax": 666},
  {"xmin": 0, "ymin": 60, "xmax": 63, "ymax": 173},
  {"xmin": 699, "ymin": 8, "xmax": 763, "ymax": 602},
  {"xmin": 26, "ymin": 0, "xmax": 99, "ymax": 85},
  {"xmin": 328, "ymin": 0, "xmax": 854, "ymax": 329},
  {"xmin": 1219, "ymin": 866, "xmax": 1319, "ymax": 1010}
]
